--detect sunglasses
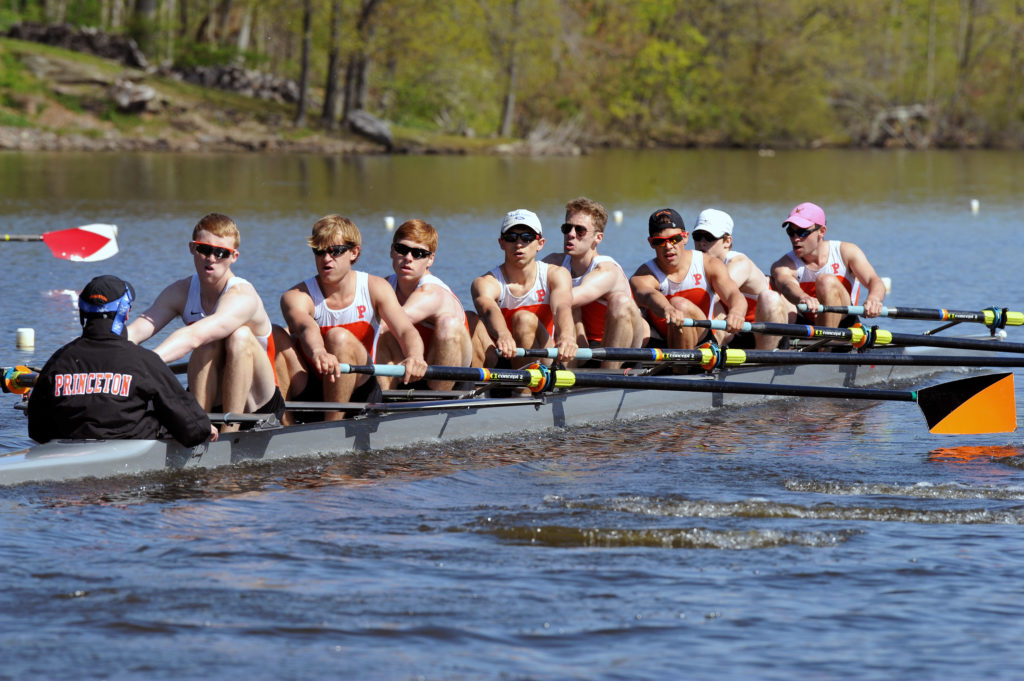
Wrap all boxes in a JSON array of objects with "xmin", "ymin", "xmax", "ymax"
[
  {"xmin": 191, "ymin": 241, "xmax": 237, "ymax": 259},
  {"xmin": 501, "ymin": 231, "xmax": 540, "ymax": 244},
  {"xmin": 560, "ymin": 223, "xmax": 589, "ymax": 237},
  {"xmin": 785, "ymin": 224, "xmax": 822, "ymax": 239},
  {"xmin": 647, "ymin": 233, "xmax": 685, "ymax": 247},
  {"xmin": 392, "ymin": 242, "xmax": 432, "ymax": 260},
  {"xmin": 312, "ymin": 243, "xmax": 354, "ymax": 258},
  {"xmin": 691, "ymin": 230, "xmax": 723, "ymax": 243}
]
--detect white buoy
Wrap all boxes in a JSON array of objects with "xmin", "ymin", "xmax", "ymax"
[
  {"xmin": 16, "ymin": 328, "xmax": 34, "ymax": 349},
  {"xmin": 970, "ymin": 199, "xmax": 980, "ymax": 214},
  {"xmin": 613, "ymin": 210, "xmax": 623, "ymax": 224},
  {"xmin": 881, "ymin": 277, "xmax": 892, "ymax": 294},
  {"xmin": 384, "ymin": 216, "xmax": 395, "ymax": 231}
]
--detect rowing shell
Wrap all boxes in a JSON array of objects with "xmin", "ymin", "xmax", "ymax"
[{"xmin": 0, "ymin": 344, "xmax": 1010, "ymax": 486}]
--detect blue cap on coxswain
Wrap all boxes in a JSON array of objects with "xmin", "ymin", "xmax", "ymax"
[{"xmin": 78, "ymin": 274, "xmax": 135, "ymax": 335}]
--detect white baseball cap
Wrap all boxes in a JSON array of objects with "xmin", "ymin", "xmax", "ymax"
[
  {"xmin": 693, "ymin": 208, "xmax": 734, "ymax": 238},
  {"xmin": 500, "ymin": 208, "xmax": 543, "ymax": 235}
]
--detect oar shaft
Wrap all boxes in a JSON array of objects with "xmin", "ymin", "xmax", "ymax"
[
  {"xmin": 2, "ymin": 234, "xmax": 43, "ymax": 242},
  {"xmin": 339, "ymin": 363, "xmax": 918, "ymax": 402},
  {"xmin": 519, "ymin": 348, "xmax": 1024, "ymax": 368},
  {"xmin": 797, "ymin": 304, "xmax": 1024, "ymax": 327},
  {"xmin": 687, "ymin": 319, "xmax": 1024, "ymax": 354}
]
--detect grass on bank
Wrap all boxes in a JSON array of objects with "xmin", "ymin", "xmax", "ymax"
[{"xmin": 0, "ymin": 37, "xmax": 515, "ymax": 153}]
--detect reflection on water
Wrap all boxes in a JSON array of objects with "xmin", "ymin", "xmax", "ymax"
[{"xmin": 4, "ymin": 150, "xmax": 1024, "ymax": 681}]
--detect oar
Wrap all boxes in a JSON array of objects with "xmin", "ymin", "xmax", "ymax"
[
  {"xmin": 516, "ymin": 347, "xmax": 1024, "ymax": 369},
  {"xmin": 685, "ymin": 319, "xmax": 1024, "ymax": 354},
  {"xmin": 1, "ymin": 366, "xmax": 34, "ymax": 394},
  {"xmin": 797, "ymin": 303, "xmax": 1024, "ymax": 329},
  {"xmin": 339, "ymin": 363, "xmax": 1017, "ymax": 435},
  {"xmin": 3, "ymin": 224, "xmax": 119, "ymax": 262}
]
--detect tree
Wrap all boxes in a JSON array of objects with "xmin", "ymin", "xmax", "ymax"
[
  {"xmin": 322, "ymin": 0, "xmax": 343, "ymax": 129},
  {"xmin": 294, "ymin": 0, "xmax": 313, "ymax": 126}
]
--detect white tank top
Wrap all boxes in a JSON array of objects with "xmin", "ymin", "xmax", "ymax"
[
  {"xmin": 488, "ymin": 261, "xmax": 553, "ymax": 334},
  {"xmin": 304, "ymin": 270, "xmax": 379, "ymax": 355},
  {"xmin": 181, "ymin": 274, "xmax": 270, "ymax": 349},
  {"xmin": 385, "ymin": 272, "xmax": 467, "ymax": 328},
  {"xmin": 785, "ymin": 240, "xmax": 861, "ymax": 304},
  {"xmin": 643, "ymin": 253, "xmax": 712, "ymax": 315}
]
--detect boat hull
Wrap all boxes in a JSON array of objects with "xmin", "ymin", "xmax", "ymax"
[{"xmin": 0, "ymin": 352, "xmax": 977, "ymax": 485}]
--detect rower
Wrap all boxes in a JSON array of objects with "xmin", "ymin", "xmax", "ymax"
[
  {"xmin": 691, "ymin": 208, "xmax": 792, "ymax": 350},
  {"xmin": 376, "ymin": 218, "xmax": 473, "ymax": 391},
  {"xmin": 127, "ymin": 213, "xmax": 284, "ymax": 434},
  {"xmin": 629, "ymin": 208, "xmax": 746, "ymax": 349},
  {"xmin": 28, "ymin": 275, "xmax": 216, "ymax": 446},
  {"xmin": 275, "ymin": 214, "xmax": 427, "ymax": 422},
  {"xmin": 769, "ymin": 202, "xmax": 886, "ymax": 329},
  {"xmin": 541, "ymin": 196, "xmax": 648, "ymax": 368},
  {"xmin": 471, "ymin": 208, "xmax": 577, "ymax": 367}
]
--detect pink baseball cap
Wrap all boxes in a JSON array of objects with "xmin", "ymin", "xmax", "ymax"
[{"xmin": 783, "ymin": 202, "xmax": 826, "ymax": 230}]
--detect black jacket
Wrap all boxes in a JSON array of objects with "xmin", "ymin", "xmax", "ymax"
[{"xmin": 26, "ymin": 318, "xmax": 211, "ymax": 446}]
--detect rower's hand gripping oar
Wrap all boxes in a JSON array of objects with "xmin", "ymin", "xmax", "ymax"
[
  {"xmin": 3, "ymin": 224, "xmax": 119, "ymax": 262},
  {"xmin": 687, "ymin": 318, "xmax": 1024, "ymax": 354},
  {"xmin": 339, "ymin": 363, "xmax": 1017, "ymax": 435},
  {"xmin": 796, "ymin": 303, "xmax": 1024, "ymax": 330}
]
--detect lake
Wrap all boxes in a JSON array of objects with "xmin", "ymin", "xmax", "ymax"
[{"xmin": 1, "ymin": 148, "xmax": 1024, "ymax": 680}]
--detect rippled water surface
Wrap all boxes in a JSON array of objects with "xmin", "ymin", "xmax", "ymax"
[{"xmin": 2, "ymin": 149, "xmax": 1024, "ymax": 680}]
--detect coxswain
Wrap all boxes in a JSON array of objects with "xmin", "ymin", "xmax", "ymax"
[
  {"xmin": 28, "ymin": 275, "xmax": 216, "ymax": 445},
  {"xmin": 127, "ymin": 213, "xmax": 284, "ymax": 433},
  {"xmin": 769, "ymin": 202, "xmax": 886, "ymax": 328}
]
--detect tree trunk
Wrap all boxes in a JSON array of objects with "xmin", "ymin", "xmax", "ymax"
[
  {"xmin": 294, "ymin": 0, "xmax": 313, "ymax": 127},
  {"xmin": 499, "ymin": 0, "xmax": 521, "ymax": 138},
  {"xmin": 341, "ymin": 0, "xmax": 381, "ymax": 124},
  {"xmin": 322, "ymin": 0, "xmax": 343, "ymax": 129},
  {"xmin": 133, "ymin": 0, "xmax": 158, "ymax": 57},
  {"xmin": 237, "ymin": 2, "xmax": 252, "ymax": 52},
  {"xmin": 179, "ymin": 0, "xmax": 188, "ymax": 39}
]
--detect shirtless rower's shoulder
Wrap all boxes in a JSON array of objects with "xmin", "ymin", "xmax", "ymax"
[
  {"xmin": 275, "ymin": 214, "xmax": 426, "ymax": 422},
  {"xmin": 376, "ymin": 218, "xmax": 472, "ymax": 391},
  {"xmin": 769, "ymin": 201, "xmax": 886, "ymax": 329},
  {"xmin": 471, "ymin": 208, "xmax": 577, "ymax": 367},
  {"xmin": 127, "ymin": 212, "xmax": 283, "ymax": 433},
  {"xmin": 541, "ymin": 196, "xmax": 647, "ymax": 366}
]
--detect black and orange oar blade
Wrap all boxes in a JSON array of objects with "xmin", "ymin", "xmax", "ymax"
[{"xmin": 916, "ymin": 372, "xmax": 1017, "ymax": 434}]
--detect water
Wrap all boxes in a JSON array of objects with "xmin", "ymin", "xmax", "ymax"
[{"xmin": 2, "ymin": 149, "xmax": 1024, "ymax": 679}]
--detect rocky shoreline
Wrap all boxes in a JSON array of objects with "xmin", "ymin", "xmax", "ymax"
[{"xmin": 1, "ymin": 24, "xmax": 583, "ymax": 156}]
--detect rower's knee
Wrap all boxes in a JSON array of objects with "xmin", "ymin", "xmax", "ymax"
[
  {"xmin": 671, "ymin": 296, "xmax": 705, "ymax": 320},
  {"xmin": 814, "ymin": 274, "xmax": 850, "ymax": 304},
  {"xmin": 606, "ymin": 292, "xmax": 633, "ymax": 322},
  {"xmin": 224, "ymin": 325, "xmax": 256, "ymax": 358},
  {"xmin": 324, "ymin": 326, "xmax": 369, "ymax": 363}
]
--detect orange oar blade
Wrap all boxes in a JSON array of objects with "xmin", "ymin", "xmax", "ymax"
[
  {"xmin": 41, "ymin": 224, "xmax": 119, "ymax": 262},
  {"xmin": 918, "ymin": 372, "xmax": 1017, "ymax": 434}
]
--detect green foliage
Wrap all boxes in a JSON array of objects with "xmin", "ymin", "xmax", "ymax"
[
  {"xmin": 0, "ymin": 110, "xmax": 33, "ymax": 127},
  {"xmin": 4, "ymin": 0, "xmax": 1024, "ymax": 147}
]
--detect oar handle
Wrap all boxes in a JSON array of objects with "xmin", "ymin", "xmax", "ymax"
[{"xmin": 797, "ymin": 304, "xmax": 891, "ymax": 317}]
